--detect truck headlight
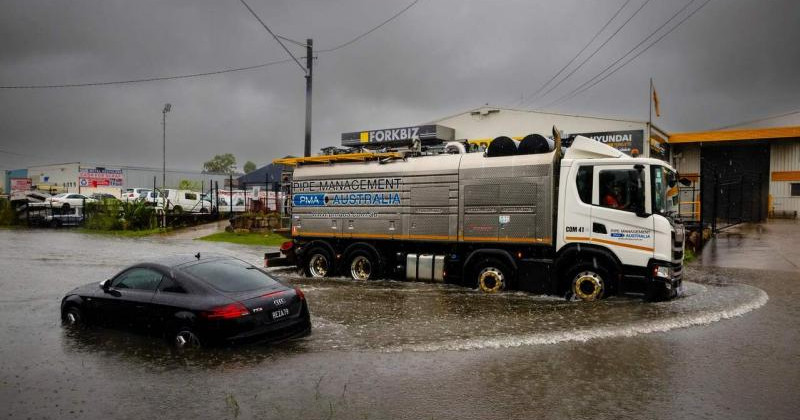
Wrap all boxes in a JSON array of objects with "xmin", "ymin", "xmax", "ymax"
[{"xmin": 653, "ymin": 265, "xmax": 672, "ymax": 279}]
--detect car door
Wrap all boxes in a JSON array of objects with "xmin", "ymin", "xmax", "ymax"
[
  {"xmin": 590, "ymin": 164, "xmax": 655, "ymax": 269},
  {"xmin": 95, "ymin": 267, "xmax": 162, "ymax": 330},
  {"xmin": 149, "ymin": 275, "xmax": 193, "ymax": 333}
]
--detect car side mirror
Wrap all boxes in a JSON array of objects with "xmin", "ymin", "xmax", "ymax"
[{"xmin": 100, "ymin": 279, "xmax": 111, "ymax": 291}]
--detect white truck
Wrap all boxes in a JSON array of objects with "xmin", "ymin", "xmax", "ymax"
[{"xmin": 268, "ymin": 129, "xmax": 685, "ymax": 301}]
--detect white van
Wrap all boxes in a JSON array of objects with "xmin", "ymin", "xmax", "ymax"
[{"xmin": 159, "ymin": 189, "xmax": 212, "ymax": 213}]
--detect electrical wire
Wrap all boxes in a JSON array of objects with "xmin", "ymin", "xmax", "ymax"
[
  {"xmin": 237, "ymin": 0, "xmax": 306, "ymax": 73},
  {"xmin": 542, "ymin": 0, "xmax": 712, "ymax": 108},
  {"xmin": 0, "ymin": 58, "xmax": 294, "ymax": 89},
  {"xmin": 517, "ymin": 0, "xmax": 632, "ymax": 107},
  {"xmin": 527, "ymin": 0, "xmax": 654, "ymax": 107},
  {"xmin": 317, "ymin": 0, "xmax": 419, "ymax": 53}
]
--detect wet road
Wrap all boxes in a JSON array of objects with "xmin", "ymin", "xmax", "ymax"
[{"xmin": 0, "ymin": 228, "xmax": 797, "ymax": 419}]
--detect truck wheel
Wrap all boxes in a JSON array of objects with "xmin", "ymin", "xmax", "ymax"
[
  {"xmin": 304, "ymin": 246, "xmax": 333, "ymax": 278},
  {"xmin": 473, "ymin": 258, "xmax": 511, "ymax": 293},
  {"xmin": 568, "ymin": 263, "xmax": 609, "ymax": 302},
  {"xmin": 347, "ymin": 249, "xmax": 380, "ymax": 281}
]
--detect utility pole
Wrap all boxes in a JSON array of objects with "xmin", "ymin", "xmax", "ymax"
[{"xmin": 304, "ymin": 39, "xmax": 313, "ymax": 157}]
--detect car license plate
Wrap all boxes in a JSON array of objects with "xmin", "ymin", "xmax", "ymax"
[{"xmin": 272, "ymin": 308, "xmax": 290, "ymax": 320}]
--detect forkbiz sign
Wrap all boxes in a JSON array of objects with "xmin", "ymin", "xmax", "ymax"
[{"xmin": 341, "ymin": 124, "xmax": 455, "ymax": 147}]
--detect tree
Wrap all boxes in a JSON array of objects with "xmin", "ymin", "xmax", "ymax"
[
  {"xmin": 203, "ymin": 153, "xmax": 237, "ymax": 174},
  {"xmin": 243, "ymin": 161, "xmax": 257, "ymax": 174},
  {"xmin": 177, "ymin": 179, "xmax": 201, "ymax": 190}
]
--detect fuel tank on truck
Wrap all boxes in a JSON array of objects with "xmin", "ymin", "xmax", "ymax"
[{"xmin": 290, "ymin": 154, "xmax": 462, "ymax": 242}]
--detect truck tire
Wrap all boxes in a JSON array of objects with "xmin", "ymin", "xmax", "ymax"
[
  {"xmin": 567, "ymin": 262, "xmax": 610, "ymax": 302},
  {"xmin": 472, "ymin": 257, "xmax": 512, "ymax": 293},
  {"xmin": 303, "ymin": 246, "xmax": 334, "ymax": 278},
  {"xmin": 346, "ymin": 249, "xmax": 381, "ymax": 281}
]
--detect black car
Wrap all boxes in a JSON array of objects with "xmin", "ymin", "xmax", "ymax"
[{"xmin": 61, "ymin": 254, "xmax": 311, "ymax": 348}]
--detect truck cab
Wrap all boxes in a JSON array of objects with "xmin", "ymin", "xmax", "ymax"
[{"xmin": 557, "ymin": 137, "xmax": 684, "ymax": 300}]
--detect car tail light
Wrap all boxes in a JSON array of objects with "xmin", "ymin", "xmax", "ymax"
[
  {"xmin": 294, "ymin": 287, "xmax": 305, "ymax": 300},
  {"xmin": 280, "ymin": 241, "xmax": 294, "ymax": 252},
  {"xmin": 202, "ymin": 302, "xmax": 249, "ymax": 320}
]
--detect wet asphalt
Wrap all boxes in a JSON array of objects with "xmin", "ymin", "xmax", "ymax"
[{"xmin": 0, "ymin": 225, "xmax": 798, "ymax": 420}]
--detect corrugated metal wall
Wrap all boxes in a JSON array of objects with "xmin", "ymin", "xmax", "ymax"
[{"xmin": 769, "ymin": 141, "xmax": 800, "ymax": 214}]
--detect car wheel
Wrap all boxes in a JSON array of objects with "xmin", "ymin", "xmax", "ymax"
[
  {"xmin": 174, "ymin": 328, "xmax": 202, "ymax": 349},
  {"xmin": 567, "ymin": 263, "xmax": 610, "ymax": 302},
  {"xmin": 472, "ymin": 258, "xmax": 512, "ymax": 293},
  {"xmin": 62, "ymin": 306, "xmax": 85, "ymax": 327},
  {"xmin": 62, "ymin": 203, "xmax": 70, "ymax": 212},
  {"xmin": 199, "ymin": 208, "xmax": 209, "ymax": 214},
  {"xmin": 347, "ymin": 249, "xmax": 380, "ymax": 281},
  {"xmin": 304, "ymin": 246, "xmax": 333, "ymax": 278},
  {"xmin": 173, "ymin": 205, "xmax": 183, "ymax": 214},
  {"xmin": 50, "ymin": 219, "xmax": 60, "ymax": 228}
]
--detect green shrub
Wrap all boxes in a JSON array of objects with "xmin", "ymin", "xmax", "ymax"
[
  {"xmin": 0, "ymin": 199, "xmax": 18, "ymax": 226},
  {"xmin": 120, "ymin": 200, "xmax": 156, "ymax": 230},
  {"xmin": 84, "ymin": 199, "xmax": 123, "ymax": 230}
]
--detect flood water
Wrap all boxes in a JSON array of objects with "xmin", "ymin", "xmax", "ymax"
[{"xmin": 0, "ymin": 228, "xmax": 797, "ymax": 419}]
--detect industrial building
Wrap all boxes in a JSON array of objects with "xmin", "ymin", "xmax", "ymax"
[{"xmin": 5, "ymin": 162, "xmax": 230, "ymax": 197}]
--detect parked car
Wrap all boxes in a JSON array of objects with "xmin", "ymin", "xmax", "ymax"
[
  {"xmin": 159, "ymin": 189, "xmax": 212, "ymax": 213},
  {"xmin": 60, "ymin": 254, "xmax": 311, "ymax": 348},
  {"xmin": 90, "ymin": 193, "xmax": 119, "ymax": 201},
  {"xmin": 44, "ymin": 193, "xmax": 95, "ymax": 210},
  {"xmin": 121, "ymin": 188, "xmax": 151, "ymax": 201}
]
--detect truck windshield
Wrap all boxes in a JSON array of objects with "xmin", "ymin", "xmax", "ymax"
[{"xmin": 651, "ymin": 165, "xmax": 678, "ymax": 216}]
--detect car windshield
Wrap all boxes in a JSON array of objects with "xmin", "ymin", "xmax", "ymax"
[{"xmin": 181, "ymin": 259, "xmax": 280, "ymax": 292}]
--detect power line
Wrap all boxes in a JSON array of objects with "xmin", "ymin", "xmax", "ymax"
[
  {"xmin": 517, "ymin": 0, "xmax": 632, "ymax": 106},
  {"xmin": 0, "ymin": 58, "xmax": 294, "ymax": 89},
  {"xmin": 237, "ymin": 0, "xmax": 306, "ymax": 73},
  {"xmin": 543, "ymin": 0, "xmax": 712, "ymax": 108},
  {"xmin": 317, "ymin": 0, "xmax": 420, "ymax": 53},
  {"xmin": 713, "ymin": 108, "xmax": 800, "ymax": 130},
  {"xmin": 0, "ymin": 0, "xmax": 419, "ymax": 90},
  {"xmin": 527, "ymin": 0, "xmax": 654, "ymax": 107}
]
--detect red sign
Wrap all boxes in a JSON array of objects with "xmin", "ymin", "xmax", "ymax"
[{"xmin": 10, "ymin": 178, "xmax": 32, "ymax": 193}]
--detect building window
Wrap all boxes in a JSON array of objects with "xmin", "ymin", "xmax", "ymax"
[{"xmin": 791, "ymin": 183, "xmax": 800, "ymax": 197}]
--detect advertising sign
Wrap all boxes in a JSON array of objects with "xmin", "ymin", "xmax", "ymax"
[
  {"xmin": 79, "ymin": 168, "xmax": 124, "ymax": 187},
  {"xmin": 569, "ymin": 130, "xmax": 645, "ymax": 156},
  {"xmin": 291, "ymin": 177, "xmax": 402, "ymax": 207},
  {"xmin": 341, "ymin": 124, "xmax": 455, "ymax": 147},
  {"xmin": 649, "ymin": 135, "xmax": 670, "ymax": 162},
  {"xmin": 10, "ymin": 178, "xmax": 32, "ymax": 193}
]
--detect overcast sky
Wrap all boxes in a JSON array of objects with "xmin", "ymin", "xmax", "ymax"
[{"xmin": 1, "ymin": 0, "xmax": 798, "ymax": 171}]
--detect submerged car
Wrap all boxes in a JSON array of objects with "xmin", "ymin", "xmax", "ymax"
[{"xmin": 61, "ymin": 254, "xmax": 311, "ymax": 348}]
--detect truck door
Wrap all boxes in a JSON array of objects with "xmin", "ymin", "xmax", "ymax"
[{"xmin": 591, "ymin": 164, "xmax": 655, "ymax": 268}]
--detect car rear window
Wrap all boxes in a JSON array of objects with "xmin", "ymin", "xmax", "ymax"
[{"xmin": 181, "ymin": 259, "xmax": 280, "ymax": 292}]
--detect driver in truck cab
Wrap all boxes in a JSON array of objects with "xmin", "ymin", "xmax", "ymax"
[{"xmin": 602, "ymin": 181, "xmax": 628, "ymax": 210}]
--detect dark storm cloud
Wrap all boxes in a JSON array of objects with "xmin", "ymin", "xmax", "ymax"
[{"xmin": 1, "ymin": 0, "xmax": 798, "ymax": 171}]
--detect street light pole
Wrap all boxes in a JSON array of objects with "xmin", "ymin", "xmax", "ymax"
[
  {"xmin": 304, "ymin": 39, "xmax": 313, "ymax": 157},
  {"xmin": 162, "ymin": 103, "xmax": 171, "ymax": 228},
  {"xmin": 162, "ymin": 103, "xmax": 171, "ymax": 191}
]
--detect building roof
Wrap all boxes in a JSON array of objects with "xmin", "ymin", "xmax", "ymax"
[
  {"xmin": 237, "ymin": 163, "xmax": 285, "ymax": 184},
  {"xmin": 668, "ymin": 126, "xmax": 800, "ymax": 144}
]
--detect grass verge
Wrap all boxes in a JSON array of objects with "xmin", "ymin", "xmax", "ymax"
[
  {"xmin": 197, "ymin": 231, "xmax": 288, "ymax": 246},
  {"xmin": 683, "ymin": 248, "xmax": 697, "ymax": 263}
]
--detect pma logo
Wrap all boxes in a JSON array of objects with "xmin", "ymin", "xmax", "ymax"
[
  {"xmin": 610, "ymin": 232, "xmax": 624, "ymax": 238},
  {"xmin": 293, "ymin": 193, "xmax": 326, "ymax": 207}
]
